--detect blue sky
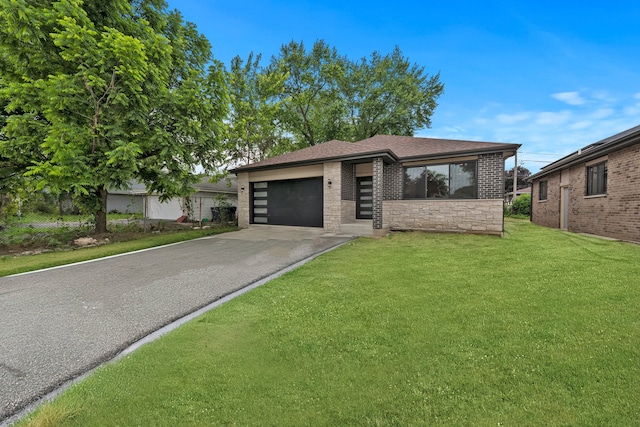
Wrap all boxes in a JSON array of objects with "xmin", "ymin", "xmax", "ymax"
[{"xmin": 168, "ymin": 1, "xmax": 640, "ymax": 173}]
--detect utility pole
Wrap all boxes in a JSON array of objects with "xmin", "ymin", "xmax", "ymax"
[{"xmin": 513, "ymin": 151, "xmax": 518, "ymax": 203}]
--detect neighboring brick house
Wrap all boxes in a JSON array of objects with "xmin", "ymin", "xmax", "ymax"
[
  {"xmin": 528, "ymin": 124, "xmax": 640, "ymax": 243},
  {"xmin": 231, "ymin": 135, "xmax": 519, "ymax": 237}
]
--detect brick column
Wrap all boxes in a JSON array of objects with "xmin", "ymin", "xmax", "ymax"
[
  {"xmin": 372, "ymin": 157, "xmax": 383, "ymax": 230},
  {"xmin": 237, "ymin": 172, "xmax": 250, "ymax": 228},
  {"xmin": 323, "ymin": 162, "xmax": 342, "ymax": 233}
]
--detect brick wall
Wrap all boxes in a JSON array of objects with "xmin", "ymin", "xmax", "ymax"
[
  {"xmin": 341, "ymin": 162, "xmax": 355, "ymax": 201},
  {"xmin": 323, "ymin": 162, "xmax": 342, "ymax": 233},
  {"xmin": 531, "ymin": 172, "xmax": 561, "ymax": 229},
  {"xmin": 383, "ymin": 162, "xmax": 403, "ymax": 200},
  {"xmin": 604, "ymin": 144, "xmax": 640, "ymax": 241},
  {"xmin": 478, "ymin": 153, "xmax": 505, "ymax": 199},
  {"xmin": 341, "ymin": 200, "xmax": 356, "ymax": 223},
  {"xmin": 531, "ymin": 143, "xmax": 640, "ymax": 243},
  {"xmin": 237, "ymin": 172, "xmax": 250, "ymax": 228},
  {"xmin": 383, "ymin": 199, "xmax": 504, "ymax": 235}
]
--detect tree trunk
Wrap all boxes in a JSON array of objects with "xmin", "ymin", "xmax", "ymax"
[{"xmin": 94, "ymin": 186, "xmax": 108, "ymax": 234}]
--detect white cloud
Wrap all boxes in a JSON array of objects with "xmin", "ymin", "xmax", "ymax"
[
  {"xmin": 424, "ymin": 91, "xmax": 639, "ymax": 173},
  {"xmin": 589, "ymin": 108, "xmax": 614, "ymax": 119},
  {"xmin": 552, "ymin": 91, "xmax": 586, "ymax": 106},
  {"xmin": 591, "ymin": 90, "xmax": 616, "ymax": 103},
  {"xmin": 496, "ymin": 112, "xmax": 530, "ymax": 124},
  {"xmin": 535, "ymin": 111, "xmax": 572, "ymax": 126},
  {"xmin": 623, "ymin": 105, "xmax": 640, "ymax": 116},
  {"xmin": 442, "ymin": 125, "xmax": 466, "ymax": 133},
  {"xmin": 569, "ymin": 121, "xmax": 592, "ymax": 130}
]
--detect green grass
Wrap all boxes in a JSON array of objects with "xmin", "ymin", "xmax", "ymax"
[
  {"xmin": 18, "ymin": 220, "xmax": 640, "ymax": 426},
  {"xmin": 0, "ymin": 226, "xmax": 237, "ymax": 277}
]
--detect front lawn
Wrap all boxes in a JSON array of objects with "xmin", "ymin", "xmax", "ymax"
[{"xmin": 19, "ymin": 220, "xmax": 640, "ymax": 426}]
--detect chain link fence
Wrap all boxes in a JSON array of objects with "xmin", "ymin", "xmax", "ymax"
[{"xmin": 0, "ymin": 191, "xmax": 236, "ymax": 252}]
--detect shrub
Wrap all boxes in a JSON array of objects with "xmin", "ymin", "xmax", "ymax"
[{"xmin": 511, "ymin": 193, "xmax": 531, "ymax": 216}]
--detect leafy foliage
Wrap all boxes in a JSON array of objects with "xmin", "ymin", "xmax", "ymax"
[
  {"xmin": 225, "ymin": 53, "xmax": 292, "ymax": 166},
  {"xmin": 0, "ymin": 0, "xmax": 227, "ymax": 232},
  {"xmin": 223, "ymin": 39, "xmax": 444, "ymax": 162},
  {"xmin": 505, "ymin": 165, "xmax": 531, "ymax": 194},
  {"xmin": 510, "ymin": 193, "xmax": 531, "ymax": 216},
  {"xmin": 338, "ymin": 46, "xmax": 444, "ymax": 141},
  {"xmin": 271, "ymin": 40, "xmax": 346, "ymax": 148},
  {"xmin": 270, "ymin": 40, "xmax": 444, "ymax": 147}
]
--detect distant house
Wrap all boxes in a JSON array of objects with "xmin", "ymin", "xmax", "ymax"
[
  {"xmin": 231, "ymin": 135, "xmax": 520, "ymax": 236},
  {"xmin": 528, "ymin": 124, "xmax": 640, "ymax": 243},
  {"xmin": 505, "ymin": 186, "xmax": 531, "ymax": 203},
  {"xmin": 107, "ymin": 176, "xmax": 237, "ymax": 222}
]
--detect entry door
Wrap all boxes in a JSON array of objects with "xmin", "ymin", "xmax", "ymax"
[
  {"xmin": 356, "ymin": 177, "xmax": 373, "ymax": 220},
  {"xmin": 560, "ymin": 187, "xmax": 569, "ymax": 230}
]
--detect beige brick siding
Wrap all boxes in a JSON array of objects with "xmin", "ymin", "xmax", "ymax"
[
  {"xmin": 531, "ymin": 143, "xmax": 640, "ymax": 243},
  {"xmin": 323, "ymin": 162, "xmax": 342, "ymax": 233},
  {"xmin": 237, "ymin": 172, "xmax": 250, "ymax": 228},
  {"xmin": 383, "ymin": 199, "xmax": 504, "ymax": 235},
  {"xmin": 341, "ymin": 200, "xmax": 356, "ymax": 223}
]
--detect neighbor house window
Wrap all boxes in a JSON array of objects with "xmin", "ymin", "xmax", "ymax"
[
  {"xmin": 586, "ymin": 161, "xmax": 607, "ymax": 196},
  {"xmin": 539, "ymin": 181, "xmax": 548, "ymax": 201},
  {"xmin": 403, "ymin": 161, "xmax": 477, "ymax": 199}
]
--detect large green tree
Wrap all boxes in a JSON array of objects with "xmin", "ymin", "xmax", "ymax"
[
  {"xmin": 270, "ymin": 40, "xmax": 347, "ymax": 147},
  {"xmin": 339, "ymin": 47, "xmax": 444, "ymax": 141},
  {"xmin": 225, "ymin": 52, "xmax": 292, "ymax": 166},
  {"xmin": 505, "ymin": 165, "xmax": 532, "ymax": 193},
  {"xmin": 269, "ymin": 40, "xmax": 444, "ymax": 148},
  {"xmin": 0, "ymin": 0, "xmax": 227, "ymax": 233}
]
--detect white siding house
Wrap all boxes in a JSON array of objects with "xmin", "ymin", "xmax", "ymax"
[{"xmin": 107, "ymin": 176, "xmax": 237, "ymax": 221}]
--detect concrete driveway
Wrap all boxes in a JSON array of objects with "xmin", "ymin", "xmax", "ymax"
[{"xmin": 0, "ymin": 227, "xmax": 352, "ymax": 423}]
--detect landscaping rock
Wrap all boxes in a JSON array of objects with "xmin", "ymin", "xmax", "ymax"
[{"xmin": 73, "ymin": 237, "xmax": 98, "ymax": 247}]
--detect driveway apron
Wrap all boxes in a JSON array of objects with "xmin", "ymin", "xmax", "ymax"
[{"xmin": 0, "ymin": 227, "xmax": 352, "ymax": 422}]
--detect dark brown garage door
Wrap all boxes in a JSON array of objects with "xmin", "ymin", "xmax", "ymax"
[{"xmin": 251, "ymin": 178, "xmax": 323, "ymax": 227}]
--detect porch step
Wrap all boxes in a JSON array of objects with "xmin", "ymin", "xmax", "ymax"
[{"xmin": 339, "ymin": 221, "xmax": 373, "ymax": 236}]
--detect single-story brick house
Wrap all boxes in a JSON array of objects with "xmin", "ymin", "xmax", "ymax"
[
  {"xmin": 231, "ymin": 135, "xmax": 520, "ymax": 236},
  {"xmin": 527, "ymin": 124, "xmax": 640, "ymax": 243}
]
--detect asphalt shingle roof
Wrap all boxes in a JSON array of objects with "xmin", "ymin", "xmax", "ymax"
[{"xmin": 231, "ymin": 135, "xmax": 520, "ymax": 172}]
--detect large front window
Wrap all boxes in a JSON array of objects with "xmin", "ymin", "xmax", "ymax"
[
  {"xmin": 586, "ymin": 162, "xmax": 607, "ymax": 196},
  {"xmin": 403, "ymin": 162, "xmax": 477, "ymax": 199}
]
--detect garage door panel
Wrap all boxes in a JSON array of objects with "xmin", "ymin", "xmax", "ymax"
[
  {"xmin": 250, "ymin": 178, "xmax": 323, "ymax": 227},
  {"xmin": 268, "ymin": 178, "xmax": 323, "ymax": 227}
]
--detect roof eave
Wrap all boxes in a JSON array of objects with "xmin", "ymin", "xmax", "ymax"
[
  {"xmin": 230, "ymin": 150, "xmax": 397, "ymax": 174},
  {"xmin": 398, "ymin": 145, "xmax": 520, "ymax": 162},
  {"xmin": 528, "ymin": 130, "xmax": 640, "ymax": 181}
]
